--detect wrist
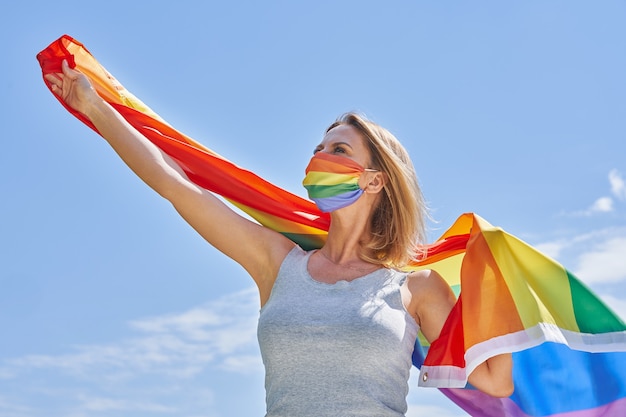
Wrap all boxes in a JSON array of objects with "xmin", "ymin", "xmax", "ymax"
[{"xmin": 81, "ymin": 96, "xmax": 109, "ymax": 122}]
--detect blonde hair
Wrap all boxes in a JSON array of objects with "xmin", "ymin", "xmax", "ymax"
[{"xmin": 326, "ymin": 113, "xmax": 427, "ymax": 268}]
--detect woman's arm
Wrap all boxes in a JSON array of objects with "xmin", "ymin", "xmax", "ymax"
[
  {"xmin": 45, "ymin": 60, "xmax": 294, "ymax": 302},
  {"xmin": 466, "ymin": 352, "xmax": 514, "ymax": 397},
  {"xmin": 405, "ymin": 269, "xmax": 514, "ymax": 397}
]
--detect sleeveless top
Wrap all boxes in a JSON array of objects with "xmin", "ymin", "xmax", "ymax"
[{"xmin": 257, "ymin": 246, "xmax": 420, "ymax": 417}]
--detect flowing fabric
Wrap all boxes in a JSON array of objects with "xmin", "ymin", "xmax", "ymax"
[{"xmin": 37, "ymin": 35, "xmax": 626, "ymax": 417}]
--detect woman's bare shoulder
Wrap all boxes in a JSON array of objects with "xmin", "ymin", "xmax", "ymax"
[
  {"xmin": 405, "ymin": 269, "xmax": 451, "ymax": 295},
  {"xmin": 403, "ymin": 269, "xmax": 456, "ymax": 334}
]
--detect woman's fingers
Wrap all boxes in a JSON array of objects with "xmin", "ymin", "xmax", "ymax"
[
  {"xmin": 43, "ymin": 60, "xmax": 99, "ymax": 115},
  {"xmin": 44, "ymin": 60, "xmax": 80, "ymax": 94},
  {"xmin": 45, "ymin": 61, "xmax": 80, "ymax": 99},
  {"xmin": 61, "ymin": 59, "xmax": 79, "ymax": 81},
  {"xmin": 45, "ymin": 73, "xmax": 62, "ymax": 94}
]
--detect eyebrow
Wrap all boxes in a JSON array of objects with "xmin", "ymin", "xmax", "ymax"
[{"xmin": 314, "ymin": 141, "xmax": 354, "ymax": 153}]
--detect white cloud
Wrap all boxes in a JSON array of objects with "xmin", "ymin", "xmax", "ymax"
[
  {"xmin": 609, "ymin": 169, "xmax": 626, "ymax": 201},
  {"xmin": 129, "ymin": 288, "xmax": 260, "ymax": 355},
  {"xmin": 561, "ymin": 169, "xmax": 626, "ymax": 217},
  {"xmin": 588, "ymin": 196, "xmax": 614, "ymax": 213},
  {"xmin": 533, "ymin": 240, "xmax": 568, "ymax": 260},
  {"xmin": 532, "ymin": 229, "xmax": 603, "ymax": 263},
  {"xmin": 560, "ymin": 196, "xmax": 614, "ymax": 217},
  {"xmin": 0, "ymin": 288, "xmax": 262, "ymax": 417},
  {"xmin": 129, "ymin": 308, "xmax": 223, "ymax": 339},
  {"xmin": 0, "ymin": 368, "xmax": 16, "ymax": 380},
  {"xmin": 78, "ymin": 395, "xmax": 176, "ymax": 413},
  {"xmin": 0, "ymin": 395, "xmax": 33, "ymax": 415},
  {"xmin": 574, "ymin": 237, "xmax": 626, "ymax": 284},
  {"xmin": 599, "ymin": 294, "xmax": 626, "ymax": 322},
  {"xmin": 2, "ymin": 288, "xmax": 261, "ymax": 382},
  {"xmin": 8, "ymin": 333, "xmax": 212, "ymax": 381},
  {"xmin": 220, "ymin": 354, "xmax": 264, "ymax": 374},
  {"xmin": 581, "ymin": 169, "xmax": 626, "ymax": 214}
]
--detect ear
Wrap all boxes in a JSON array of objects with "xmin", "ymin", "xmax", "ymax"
[{"xmin": 363, "ymin": 171, "xmax": 386, "ymax": 194}]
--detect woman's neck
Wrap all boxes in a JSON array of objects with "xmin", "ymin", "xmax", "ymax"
[{"xmin": 324, "ymin": 213, "xmax": 372, "ymax": 263}]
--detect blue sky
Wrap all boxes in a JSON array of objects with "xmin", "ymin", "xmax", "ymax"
[{"xmin": 2, "ymin": 1, "xmax": 626, "ymax": 416}]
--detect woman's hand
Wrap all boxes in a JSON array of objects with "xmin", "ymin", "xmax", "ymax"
[{"xmin": 45, "ymin": 59, "xmax": 100, "ymax": 117}]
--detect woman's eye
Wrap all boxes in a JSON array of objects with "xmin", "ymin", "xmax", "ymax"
[{"xmin": 312, "ymin": 145, "xmax": 347, "ymax": 154}]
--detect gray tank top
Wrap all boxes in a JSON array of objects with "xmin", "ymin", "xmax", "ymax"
[{"xmin": 257, "ymin": 246, "xmax": 420, "ymax": 417}]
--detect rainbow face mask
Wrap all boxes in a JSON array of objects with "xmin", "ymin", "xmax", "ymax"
[{"xmin": 302, "ymin": 152, "xmax": 369, "ymax": 212}]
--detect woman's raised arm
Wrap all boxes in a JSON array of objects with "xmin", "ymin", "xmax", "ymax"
[{"xmin": 45, "ymin": 60, "xmax": 294, "ymax": 302}]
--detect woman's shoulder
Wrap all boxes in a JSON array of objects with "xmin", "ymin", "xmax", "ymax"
[
  {"xmin": 405, "ymin": 269, "xmax": 454, "ymax": 301},
  {"xmin": 403, "ymin": 269, "xmax": 457, "ymax": 337}
]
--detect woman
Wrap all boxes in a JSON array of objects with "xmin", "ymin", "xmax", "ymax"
[{"xmin": 46, "ymin": 60, "xmax": 513, "ymax": 416}]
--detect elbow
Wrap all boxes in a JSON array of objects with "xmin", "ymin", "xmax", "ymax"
[
  {"xmin": 473, "ymin": 376, "xmax": 514, "ymax": 397},
  {"xmin": 488, "ymin": 380, "xmax": 514, "ymax": 398},
  {"xmin": 469, "ymin": 375, "xmax": 514, "ymax": 398},
  {"xmin": 470, "ymin": 353, "xmax": 514, "ymax": 397}
]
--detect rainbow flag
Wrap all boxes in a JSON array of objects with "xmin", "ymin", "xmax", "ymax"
[
  {"xmin": 409, "ymin": 214, "xmax": 626, "ymax": 416},
  {"xmin": 37, "ymin": 35, "xmax": 626, "ymax": 417}
]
